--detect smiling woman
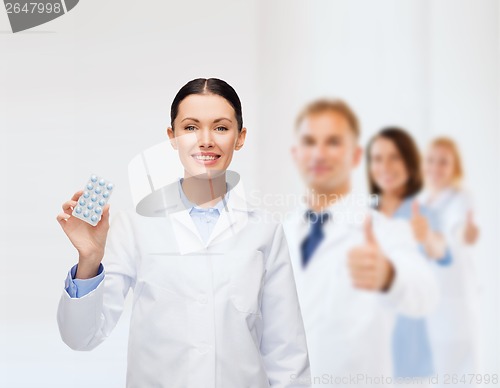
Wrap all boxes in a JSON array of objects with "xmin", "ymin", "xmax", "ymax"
[
  {"xmin": 167, "ymin": 79, "xmax": 246, "ymax": 188},
  {"xmin": 56, "ymin": 78, "xmax": 312, "ymax": 387},
  {"xmin": 166, "ymin": 79, "xmax": 247, "ymax": 207}
]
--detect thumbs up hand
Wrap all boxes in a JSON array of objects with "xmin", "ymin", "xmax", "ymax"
[
  {"xmin": 348, "ymin": 214, "xmax": 395, "ymax": 291},
  {"xmin": 464, "ymin": 210, "xmax": 479, "ymax": 245},
  {"xmin": 410, "ymin": 200, "xmax": 430, "ymax": 243}
]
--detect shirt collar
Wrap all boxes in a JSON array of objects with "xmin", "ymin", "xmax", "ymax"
[
  {"xmin": 303, "ymin": 209, "xmax": 331, "ymax": 224},
  {"xmin": 298, "ymin": 191, "xmax": 354, "ymax": 219}
]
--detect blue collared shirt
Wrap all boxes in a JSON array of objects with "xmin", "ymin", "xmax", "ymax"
[
  {"xmin": 64, "ymin": 178, "xmax": 229, "ymax": 298},
  {"xmin": 390, "ymin": 196, "xmax": 452, "ymax": 378},
  {"xmin": 392, "ymin": 197, "xmax": 452, "ymax": 265},
  {"xmin": 178, "ymin": 177, "xmax": 229, "ymax": 243}
]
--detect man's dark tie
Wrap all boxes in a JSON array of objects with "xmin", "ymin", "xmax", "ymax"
[{"xmin": 301, "ymin": 210, "xmax": 330, "ymax": 268}]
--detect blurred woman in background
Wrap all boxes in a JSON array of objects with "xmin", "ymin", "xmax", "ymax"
[
  {"xmin": 366, "ymin": 127, "xmax": 451, "ymax": 385},
  {"xmin": 419, "ymin": 137, "xmax": 480, "ymax": 387}
]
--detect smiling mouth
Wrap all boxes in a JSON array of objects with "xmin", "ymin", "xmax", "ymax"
[
  {"xmin": 191, "ymin": 153, "xmax": 221, "ymax": 163},
  {"xmin": 192, "ymin": 153, "xmax": 221, "ymax": 160}
]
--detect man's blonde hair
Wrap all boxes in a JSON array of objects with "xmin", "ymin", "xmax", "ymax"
[{"xmin": 295, "ymin": 98, "xmax": 360, "ymax": 138}]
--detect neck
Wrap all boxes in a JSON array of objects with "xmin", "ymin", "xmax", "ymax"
[
  {"xmin": 427, "ymin": 183, "xmax": 449, "ymax": 198},
  {"xmin": 182, "ymin": 172, "xmax": 227, "ymax": 208},
  {"xmin": 378, "ymin": 190, "xmax": 404, "ymax": 216},
  {"xmin": 306, "ymin": 180, "xmax": 351, "ymax": 212}
]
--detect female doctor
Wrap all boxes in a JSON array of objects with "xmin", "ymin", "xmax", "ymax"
[
  {"xmin": 56, "ymin": 78, "xmax": 311, "ymax": 388},
  {"xmin": 366, "ymin": 127, "xmax": 451, "ymax": 384},
  {"xmin": 419, "ymin": 137, "xmax": 481, "ymax": 385}
]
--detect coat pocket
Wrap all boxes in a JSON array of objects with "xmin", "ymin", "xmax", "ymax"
[{"xmin": 228, "ymin": 249, "xmax": 266, "ymax": 315}]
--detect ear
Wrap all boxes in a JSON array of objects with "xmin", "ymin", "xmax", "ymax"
[
  {"xmin": 234, "ymin": 127, "xmax": 247, "ymax": 150},
  {"xmin": 167, "ymin": 127, "xmax": 178, "ymax": 150},
  {"xmin": 291, "ymin": 144, "xmax": 298, "ymax": 162},
  {"xmin": 353, "ymin": 145, "xmax": 363, "ymax": 167}
]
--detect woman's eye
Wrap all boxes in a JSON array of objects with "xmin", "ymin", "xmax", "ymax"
[
  {"xmin": 215, "ymin": 126, "xmax": 228, "ymax": 132},
  {"xmin": 185, "ymin": 125, "xmax": 196, "ymax": 131}
]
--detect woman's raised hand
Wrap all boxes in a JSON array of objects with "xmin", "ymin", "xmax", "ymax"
[
  {"xmin": 410, "ymin": 201, "xmax": 430, "ymax": 243},
  {"xmin": 56, "ymin": 190, "xmax": 111, "ymax": 278},
  {"xmin": 464, "ymin": 210, "xmax": 479, "ymax": 245}
]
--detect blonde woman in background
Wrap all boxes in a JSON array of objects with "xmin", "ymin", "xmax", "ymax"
[{"xmin": 419, "ymin": 137, "xmax": 480, "ymax": 387}]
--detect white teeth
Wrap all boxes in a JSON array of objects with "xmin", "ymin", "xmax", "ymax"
[{"xmin": 194, "ymin": 155, "xmax": 218, "ymax": 161}]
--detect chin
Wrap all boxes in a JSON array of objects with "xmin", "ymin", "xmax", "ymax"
[
  {"xmin": 307, "ymin": 177, "xmax": 337, "ymax": 191},
  {"xmin": 187, "ymin": 167, "xmax": 227, "ymax": 179}
]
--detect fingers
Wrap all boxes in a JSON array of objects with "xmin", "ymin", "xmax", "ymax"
[
  {"xmin": 101, "ymin": 203, "xmax": 111, "ymax": 221},
  {"xmin": 57, "ymin": 191, "xmax": 111, "ymax": 229},
  {"xmin": 352, "ymin": 273, "xmax": 378, "ymax": 289},
  {"xmin": 56, "ymin": 212, "xmax": 71, "ymax": 225},
  {"xmin": 95, "ymin": 203, "xmax": 111, "ymax": 229},
  {"xmin": 364, "ymin": 213, "xmax": 377, "ymax": 245},
  {"xmin": 62, "ymin": 200, "xmax": 78, "ymax": 215},
  {"xmin": 348, "ymin": 248, "xmax": 377, "ymax": 270},
  {"xmin": 59, "ymin": 190, "xmax": 83, "ymax": 218},
  {"xmin": 71, "ymin": 190, "xmax": 84, "ymax": 201}
]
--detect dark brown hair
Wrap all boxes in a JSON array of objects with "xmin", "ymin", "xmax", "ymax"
[
  {"xmin": 366, "ymin": 127, "xmax": 423, "ymax": 198},
  {"xmin": 295, "ymin": 98, "xmax": 360, "ymax": 138},
  {"xmin": 171, "ymin": 78, "xmax": 243, "ymax": 132}
]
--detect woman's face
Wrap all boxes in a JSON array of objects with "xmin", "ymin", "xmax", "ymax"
[
  {"xmin": 369, "ymin": 137, "xmax": 409, "ymax": 196},
  {"xmin": 167, "ymin": 93, "xmax": 246, "ymax": 179},
  {"xmin": 424, "ymin": 145, "xmax": 455, "ymax": 189}
]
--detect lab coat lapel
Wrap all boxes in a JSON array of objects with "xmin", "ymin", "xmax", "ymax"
[
  {"xmin": 135, "ymin": 180, "xmax": 205, "ymax": 253},
  {"xmin": 169, "ymin": 208, "xmax": 206, "ymax": 253},
  {"xmin": 167, "ymin": 181, "xmax": 246, "ymax": 251},
  {"xmin": 298, "ymin": 193, "xmax": 369, "ymax": 265},
  {"xmin": 205, "ymin": 186, "xmax": 251, "ymax": 247},
  {"xmin": 135, "ymin": 174, "xmax": 254, "ymax": 254}
]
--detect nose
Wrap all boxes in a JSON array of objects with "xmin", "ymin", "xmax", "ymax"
[
  {"xmin": 312, "ymin": 143, "xmax": 327, "ymax": 160},
  {"xmin": 379, "ymin": 158, "xmax": 391, "ymax": 172},
  {"xmin": 197, "ymin": 128, "xmax": 214, "ymax": 148}
]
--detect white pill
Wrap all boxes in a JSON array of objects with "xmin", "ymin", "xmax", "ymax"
[
  {"xmin": 91, "ymin": 215, "xmax": 98, "ymax": 222},
  {"xmin": 78, "ymin": 198, "xmax": 86, "ymax": 206},
  {"xmin": 91, "ymin": 195, "xmax": 98, "ymax": 202},
  {"xmin": 95, "ymin": 187, "xmax": 102, "ymax": 194},
  {"xmin": 83, "ymin": 210, "xmax": 90, "ymax": 217},
  {"xmin": 103, "ymin": 191, "xmax": 109, "ymax": 198},
  {"xmin": 95, "ymin": 207, "xmax": 102, "ymax": 214},
  {"xmin": 99, "ymin": 179, "xmax": 105, "ymax": 186},
  {"xmin": 87, "ymin": 203, "xmax": 94, "ymax": 210},
  {"xmin": 98, "ymin": 199, "xmax": 105, "ymax": 206},
  {"xmin": 75, "ymin": 206, "xmax": 82, "ymax": 214},
  {"xmin": 106, "ymin": 183, "xmax": 113, "ymax": 190},
  {"xmin": 83, "ymin": 191, "xmax": 90, "ymax": 198},
  {"xmin": 86, "ymin": 183, "xmax": 93, "ymax": 190},
  {"xmin": 91, "ymin": 175, "xmax": 98, "ymax": 183}
]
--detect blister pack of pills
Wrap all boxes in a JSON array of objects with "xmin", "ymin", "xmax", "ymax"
[{"xmin": 72, "ymin": 174, "xmax": 114, "ymax": 226}]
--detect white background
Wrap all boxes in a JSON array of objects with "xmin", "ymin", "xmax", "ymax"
[{"xmin": 0, "ymin": 0, "xmax": 498, "ymax": 387}]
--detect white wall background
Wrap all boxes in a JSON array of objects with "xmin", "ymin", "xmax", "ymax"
[{"xmin": 0, "ymin": 0, "xmax": 498, "ymax": 387}]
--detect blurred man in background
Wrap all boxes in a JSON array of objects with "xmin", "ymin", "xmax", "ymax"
[{"xmin": 283, "ymin": 99, "xmax": 440, "ymax": 388}]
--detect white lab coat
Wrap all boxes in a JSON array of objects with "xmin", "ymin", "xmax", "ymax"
[
  {"xmin": 57, "ymin": 176, "xmax": 311, "ymax": 388},
  {"xmin": 419, "ymin": 188, "xmax": 481, "ymax": 384},
  {"xmin": 282, "ymin": 193, "xmax": 440, "ymax": 388}
]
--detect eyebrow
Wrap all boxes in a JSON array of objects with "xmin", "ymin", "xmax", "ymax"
[{"xmin": 181, "ymin": 117, "xmax": 233, "ymax": 123}]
